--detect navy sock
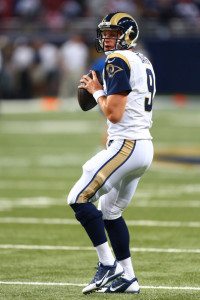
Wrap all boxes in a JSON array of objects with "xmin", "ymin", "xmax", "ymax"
[
  {"xmin": 71, "ymin": 203, "xmax": 107, "ymax": 247},
  {"xmin": 104, "ymin": 217, "xmax": 130, "ymax": 261}
]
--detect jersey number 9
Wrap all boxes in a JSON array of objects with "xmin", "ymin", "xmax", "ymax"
[{"xmin": 145, "ymin": 68, "xmax": 155, "ymax": 112}]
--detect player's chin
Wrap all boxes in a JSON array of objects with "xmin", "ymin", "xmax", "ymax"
[{"xmin": 104, "ymin": 46, "xmax": 114, "ymax": 52}]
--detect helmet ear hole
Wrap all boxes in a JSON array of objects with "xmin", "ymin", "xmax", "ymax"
[{"xmin": 129, "ymin": 31, "xmax": 135, "ymax": 40}]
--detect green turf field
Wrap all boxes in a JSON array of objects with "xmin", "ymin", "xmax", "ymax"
[{"xmin": 0, "ymin": 102, "xmax": 200, "ymax": 299}]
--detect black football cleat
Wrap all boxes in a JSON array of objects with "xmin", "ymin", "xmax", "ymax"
[
  {"xmin": 82, "ymin": 260, "xmax": 123, "ymax": 294},
  {"xmin": 97, "ymin": 275, "xmax": 140, "ymax": 293}
]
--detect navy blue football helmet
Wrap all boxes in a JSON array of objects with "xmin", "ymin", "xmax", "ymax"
[{"xmin": 96, "ymin": 12, "xmax": 139, "ymax": 53}]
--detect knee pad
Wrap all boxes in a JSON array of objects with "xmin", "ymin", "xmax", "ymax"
[{"xmin": 70, "ymin": 203, "xmax": 103, "ymax": 226}]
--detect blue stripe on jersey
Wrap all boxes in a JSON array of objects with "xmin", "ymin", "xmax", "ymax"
[{"xmin": 105, "ymin": 57, "xmax": 131, "ymax": 95}]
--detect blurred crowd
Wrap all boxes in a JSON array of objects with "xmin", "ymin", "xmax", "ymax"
[
  {"xmin": 0, "ymin": 0, "xmax": 200, "ymax": 99},
  {"xmin": 0, "ymin": 0, "xmax": 200, "ymax": 35},
  {"xmin": 0, "ymin": 34, "xmax": 91, "ymax": 99}
]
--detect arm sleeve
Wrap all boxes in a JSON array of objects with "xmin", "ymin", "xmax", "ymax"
[{"xmin": 104, "ymin": 56, "xmax": 131, "ymax": 96}]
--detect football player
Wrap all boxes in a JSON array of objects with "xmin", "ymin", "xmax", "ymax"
[{"xmin": 67, "ymin": 12, "xmax": 156, "ymax": 294}]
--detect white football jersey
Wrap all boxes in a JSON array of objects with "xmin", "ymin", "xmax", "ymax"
[{"xmin": 103, "ymin": 49, "xmax": 156, "ymax": 141}]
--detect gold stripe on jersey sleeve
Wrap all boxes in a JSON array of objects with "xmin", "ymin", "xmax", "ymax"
[
  {"xmin": 107, "ymin": 53, "xmax": 130, "ymax": 69},
  {"xmin": 76, "ymin": 140, "xmax": 135, "ymax": 203},
  {"xmin": 110, "ymin": 13, "xmax": 134, "ymax": 25}
]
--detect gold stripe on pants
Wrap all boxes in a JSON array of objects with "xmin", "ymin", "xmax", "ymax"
[{"xmin": 76, "ymin": 140, "xmax": 135, "ymax": 203}]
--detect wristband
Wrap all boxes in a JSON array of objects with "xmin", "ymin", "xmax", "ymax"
[{"xmin": 93, "ymin": 90, "xmax": 106, "ymax": 103}]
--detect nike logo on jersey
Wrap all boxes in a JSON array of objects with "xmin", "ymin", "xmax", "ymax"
[{"xmin": 107, "ymin": 58, "xmax": 116, "ymax": 63}]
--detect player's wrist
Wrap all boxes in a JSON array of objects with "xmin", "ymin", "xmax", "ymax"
[{"xmin": 93, "ymin": 90, "xmax": 105, "ymax": 103}]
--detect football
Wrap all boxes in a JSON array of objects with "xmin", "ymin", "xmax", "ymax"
[{"xmin": 77, "ymin": 70, "xmax": 103, "ymax": 111}]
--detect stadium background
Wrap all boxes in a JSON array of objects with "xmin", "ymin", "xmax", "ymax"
[
  {"xmin": 0, "ymin": 1, "xmax": 200, "ymax": 299},
  {"xmin": 0, "ymin": 0, "xmax": 200, "ymax": 98}
]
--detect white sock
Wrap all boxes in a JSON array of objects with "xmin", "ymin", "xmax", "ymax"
[
  {"xmin": 119, "ymin": 257, "xmax": 135, "ymax": 280},
  {"xmin": 95, "ymin": 242, "xmax": 115, "ymax": 266}
]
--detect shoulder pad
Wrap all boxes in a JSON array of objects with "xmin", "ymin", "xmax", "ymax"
[{"xmin": 107, "ymin": 52, "xmax": 130, "ymax": 69}]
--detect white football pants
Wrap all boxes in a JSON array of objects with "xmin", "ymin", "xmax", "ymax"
[{"xmin": 67, "ymin": 139, "xmax": 153, "ymax": 220}]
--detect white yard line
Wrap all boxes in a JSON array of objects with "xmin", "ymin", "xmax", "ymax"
[
  {"xmin": 0, "ymin": 120, "xmax": 101, "ymax": 134},
  {"xmin": 141, "ymin": 285, "xmax": 200, "ymax": 291},
  {"xmin": 131, "ymin": 199, "xmax": 200, "ymax": 208},
  {"xmin": 0, "ymin": 281, "xmax": 199, "ymax": 291},
  {"xmin": 1, "ymin": 197, "xmax": 200, "ymax": 210},
  {"xmin": 0, "ymin": 182, "xmax": 199, "ymax": 196},
  {"xmin": 0, "ymin": 182, "xmax": 65, "ymax": 190},
  {"xmin": 0, "ymin": 198, "xmax": 65, "ymax": 210},
  {"xmin": 0, "ymin": 244, "xmax": 200, "ymax": 254},
  {"xmin": 127, "ymin": 220, "xmax": 200, "ymax": 228},
  {"xmin": 0, "ymin": 155, "xmax": 86, "ymax": 167},
  {"xmin": 0, "ymin": 217, "xmax": 200, "ymax": 228},
  {"xmin": 0, "ymin": 281, "xmax": 85, "ymax": 287}
]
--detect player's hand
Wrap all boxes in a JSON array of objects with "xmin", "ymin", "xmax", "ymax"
[{"xmin": 78, "ymin": 70, "xmax": 103, "ymax": 94}]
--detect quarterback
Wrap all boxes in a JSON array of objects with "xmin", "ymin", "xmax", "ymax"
[{"xmin": 67, "ymin": 12, "xmax": 156, "ymax": 294}]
